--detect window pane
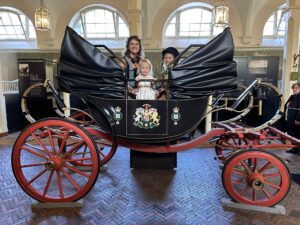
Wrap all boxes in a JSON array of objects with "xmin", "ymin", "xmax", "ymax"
[
  {"xmin": 170, "ymin": 16, "xmax": 176, "ymax": 24},
  {"xmin": 119, "ymin": 24, "xmax": 129, "ymax": 37},
  {"xmin": 86, "ymin": 23, "xmax": 96, "ymax": 32},
  {"xmin": 85, "ymin": 10, "xmax": 95, "ymax": 23},
  {"xmin": 6, "ymin": 26, "xmax": 15, "ymax": 34},
  {"xmin": 201, "ymin": 10, "xmax": 212, "ymax": 23},
  {"xmin": 104, "ymin": 10, "xmax": 114, "ymax": 23},
  {"xmin": 263, "ymin": 21, "xmax": 273, "ymax": 35},
  {"xmin": 95, "ymin": 9, "xmax": 105, "ymax": 22},
  {"xmin": 190, "ymin": 23, "xmax": 200, "ymax": 31},
  {"xmin": 0, "ymin": 26, "xmax": 6, "ymax": 34},
  {"xmin": 9, "ymin": 13, "xmax": 20, "ymax": 25},
  {"xmin": 1, "ymin": 13, "xmax": 12, "ymax": 25},
  {"xmin": 165, "ymin": 24, "xmax": 175, "ymax": 36}
]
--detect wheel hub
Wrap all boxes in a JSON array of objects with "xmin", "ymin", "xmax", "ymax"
[
  {"xmin": 248, "ymin": 173, "xmax": 264, "ymax": 190},
  {"xmin": 45, "ymin": 157, "xmax": 64, "ymax": 170}
]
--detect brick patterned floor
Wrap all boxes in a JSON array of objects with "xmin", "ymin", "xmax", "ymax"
[{"xmin": 1, "ymin": 133, "xmax": 300, "ymax": 225}]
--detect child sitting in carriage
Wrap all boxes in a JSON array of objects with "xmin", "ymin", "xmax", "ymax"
[{"xmin": 135, "ymin": 59, "xmax": 157, "ymax": 100}]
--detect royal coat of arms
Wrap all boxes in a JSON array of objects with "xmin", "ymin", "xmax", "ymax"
[
  {"xmin": 133, "ymin": 104, "xmax": 160, "ymax": 129},
  {"xmin": 113, "ymin": 106, "xmax": 123, "ymax": 125}
]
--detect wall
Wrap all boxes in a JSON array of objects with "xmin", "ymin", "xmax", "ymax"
[{"xmin": 0, "ymin": 0, "xmax": 287, "ymax": 49}]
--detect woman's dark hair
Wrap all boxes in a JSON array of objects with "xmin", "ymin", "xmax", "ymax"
[{"xmin": 124, "ymin": 35, "xmax": 143, "ymax": 63}]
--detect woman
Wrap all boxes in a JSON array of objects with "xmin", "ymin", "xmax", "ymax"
[{"xmin": 121, "ymin": 35, "xmax": 144, "ymax": 97}]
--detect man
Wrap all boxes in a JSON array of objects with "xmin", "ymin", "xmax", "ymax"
[{"xmin": 286, "ymin": 82, "xmax": 300, "ymax": 154}]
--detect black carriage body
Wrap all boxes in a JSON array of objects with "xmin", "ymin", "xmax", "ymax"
[
  {"xmin": 57, "ymin": 26, "xmax": 237, "ymax": 143},
  {"xmin": 85, "ymin": 95, "xmax": 208, "ymax": 142}
]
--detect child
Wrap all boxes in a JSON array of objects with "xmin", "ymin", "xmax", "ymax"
[{"xmin": 135, "ymin": 59, "xmax": 157, "ymax": 100}]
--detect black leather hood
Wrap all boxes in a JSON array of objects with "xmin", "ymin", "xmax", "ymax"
[
  {"xmin": 169, "ymin": 27, "xmax": 238, "ymax": 98},
  {"xmin": 57, "ymin": 26, "xmax": 125, "ymax": 99}
]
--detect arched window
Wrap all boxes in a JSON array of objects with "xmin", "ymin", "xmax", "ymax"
[
  {"xmin": 0, "ymin": 7, "xmax": 36, "ymax": 48},
  {"xmin": 262, "ymin": 3, "xmax": 287, "ymax": 46},
  {"xmin": 70, "ymin": 5, "xmax": 129, "ymax": 48},
  {"xmin": 163, "ymin": 3, "xmax": 222, "ymax": 48}
]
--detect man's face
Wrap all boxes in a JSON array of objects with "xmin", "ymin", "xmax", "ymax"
[{"xmin": 292, "ymin": 85, "xmax": 300, "ymax": 94}]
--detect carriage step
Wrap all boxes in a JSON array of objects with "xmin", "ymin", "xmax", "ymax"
[
  {"xmin": 221, "ymin": 198, "xmax": 286, "ymax": 215},
  {"xmin": 31, "ymin": 199, "xmax": 83, "ymax": 211}
]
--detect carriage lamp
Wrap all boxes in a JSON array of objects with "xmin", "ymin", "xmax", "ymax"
[
  {"xmin": 213, "ymin": 0, "xmax": 230, "ymax": 27},
  {"xmin": 35, "ymin": 0, "xmax": 51, "ymax": 31}
]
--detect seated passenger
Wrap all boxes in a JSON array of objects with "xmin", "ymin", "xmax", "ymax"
[{"xmin": 135, "ymin": 59, "xmax": 157, "ymax": 100}]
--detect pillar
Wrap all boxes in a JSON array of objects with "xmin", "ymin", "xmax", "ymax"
[
  {"xmin": 127, "ymin": 0, "xmax": 142, "ymax": 36},
  {"xmin": 282, "ymin": 0, "xmax": 300, "ymax": 101}
]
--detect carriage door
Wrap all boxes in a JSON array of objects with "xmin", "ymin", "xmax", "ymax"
[{"xmin": 126, "ymin": 100, "xmax": 167, "ymax": 136}]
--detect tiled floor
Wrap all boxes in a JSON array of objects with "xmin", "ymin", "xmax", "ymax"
[{"xmin": 1, "ymin": 133, "xmax": 300, "ymax": 225}]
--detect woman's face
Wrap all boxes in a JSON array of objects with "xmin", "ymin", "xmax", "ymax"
[
  {"xmin": 163, "ymin": 53, "xmax": 175, "ymax": 65},
  {"xmin": 128, "ymin": 39, "xmax": 140, "ymax": 55}
]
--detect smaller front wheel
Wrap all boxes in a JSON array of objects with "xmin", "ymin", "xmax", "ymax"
[{"xmin": 222, "ymin": 150, "xmax": 291, "ymax": 207}]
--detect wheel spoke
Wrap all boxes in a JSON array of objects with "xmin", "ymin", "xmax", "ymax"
[
  {"xmin": 81, "ymin": 145, "xmax": 87, "ymax": 164},
  {"xmin": 258, "ymin": 161, "xmax": 272, "ymax": 173},
  {"xmin": 262, "ymin": 188, "xmax": 272, "ymax": 199},
  {"xmin": 58, "ymin": 129, "xmax": 70, "ymax": 155},
  {"xmin": 232, "ymin": 177, "xmax": 246, "ymax": 185},
  {"xmin": 63, "ymin": 164, "xmax": 90, "ymax": 178},
  {"xmin": 263, "ymin": 173, "xmax": 280, "ymax": 178},
  {"xmin": 56, "ymin": 171, "xmax": 64, "ymax": 198},
  {"xmin": 62, "ymin": 140, "xmax": 85, "ymax": 157},
  {"xmin": 47, "ymin": 127, "xmax": 56, "ymax": 155},
  {"xmin": 241, "ymin": 160, "xmax": 253, "ymax": 174},
  {"xmin": 232, "ymin": 169, "xmax": 247, "ymax": 177},
  {"xmin": 28, "ymin": 169, "xmax": 47, "ymax": 185},
  {"xmin": 20, "ymin": 162, "xmax": 47, "ymax": 168},
  {"xmin": 65, "ymin": 157, "xmax": 92, "ymax": 162},
  {"xmin": 99, "ymin": 151, "xmax": 106, "ymax": 159},
  {"xmin": 24, "ymin": 143, "xmax": 49, "ymax": 157},
  {"xmin": 252, "ymin": 189, "xmax": 256, "ymax": 201},
  {"xmin": 31, "ymin": 132, "xmax": 51, "ymax": 156},
  {"xmin": 61, "ymin": 168, "xmax": 81, "ymax": 191},
  {"xmin": 43, "ymin": 170, "xmax": 54, "ymax": 196},
  {"xmin": 21, "ymin": 147, "xmax": 48, "ymax": 160},
  {"xmin": 265, "ymin": 181, "xmax": 281, "ymax": 190}
]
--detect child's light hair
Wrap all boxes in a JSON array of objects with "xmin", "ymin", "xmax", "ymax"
[{"xmin": 138, "ymin": 59, "xmax": 153, "ymax": 77}]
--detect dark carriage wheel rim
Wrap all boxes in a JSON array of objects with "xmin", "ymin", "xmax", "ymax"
[
  {"xmin": 11, "ymin": 118, "xmax": 100, "ymax": 203},
  {"xmin": 222, "ymin": 150, "xmax": 291, "ymax": 207}
]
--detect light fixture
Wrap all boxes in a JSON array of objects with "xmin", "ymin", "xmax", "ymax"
[
  {"xmin": 213, "ymin": 0, "xmax": 230, "ymax": 27},
  {"xmin": 35, "ymin": 0, "xmax": 51, "ymax": 31}
]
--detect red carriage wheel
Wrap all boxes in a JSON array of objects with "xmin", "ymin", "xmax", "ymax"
[
  {"xmin": 11, "ymin": 118, "xmax": 99, "ymax": 203},
  {"xmin": 222, "ymin": 150, "xmax": 291, "ymax": 206},
  {"xmin": 93, "ymin": 136, "xmax": 117, "ymax": 165},
  {"xmin": 69, "ymin": 110, "xmax": 95, "ymax": 125},
  {"xmin": 69, "ymin": 111, "xmax": 117, "ymax": 166}
]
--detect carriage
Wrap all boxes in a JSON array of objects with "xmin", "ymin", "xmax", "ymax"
[{"xmin": 11, "ymin": 27, "xmax": 293, "ymax": 207}]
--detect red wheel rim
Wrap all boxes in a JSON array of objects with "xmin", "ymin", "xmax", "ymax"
[
  {"xmin": 12, "ymin": 118, "xmax": 99, "ymax": 203},
  {"xmin": 222, "ymin": 150, "xmax": 290, "ymax": 206},
  {"xmin": 70, "ymin": 110, "xmax": 95, "ymax": 125}
]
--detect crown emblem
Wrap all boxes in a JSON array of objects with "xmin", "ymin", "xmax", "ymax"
[
  {"xmin": 115, "ymin": 106, "xmax": 121, "ymax": 112},
  {"xmin": 173, "ymin": 107, "xmax": 179, "ymax": 113}
]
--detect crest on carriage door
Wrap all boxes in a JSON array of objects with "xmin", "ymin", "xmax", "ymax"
[{"xmin": 133, "ymin": 104, "xmax": 160, "ymax": 129}]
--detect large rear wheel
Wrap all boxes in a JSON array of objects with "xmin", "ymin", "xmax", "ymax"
[{"xmin": 12, "ymin": 118, "xmax": 100, "ymax": 203}]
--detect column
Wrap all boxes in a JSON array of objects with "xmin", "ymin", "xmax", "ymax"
[
  {"xmin": 127, "ymin": 0, "xmax": 142, "ymax": 36},
  {"xmin": 282, "ymin": 0, "xmax": 300, "ymax": 102}
]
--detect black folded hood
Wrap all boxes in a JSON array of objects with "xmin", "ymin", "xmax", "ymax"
[
  {"xmin": 57, "ymin": 26, "xmax": 125, "ymax": 99},
  {"xmin": 169, "ymin": 27, "xmax": 238, "ymax": 98}
]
